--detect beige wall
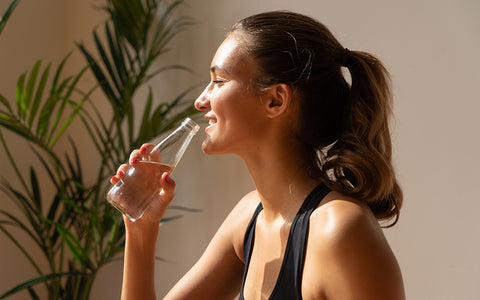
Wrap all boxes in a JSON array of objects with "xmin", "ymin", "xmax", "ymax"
[{"xmin": 1, "ymin": 0, "xmax": 479, "ymax": 299}]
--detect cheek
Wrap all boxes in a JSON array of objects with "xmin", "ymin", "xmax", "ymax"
[
  {"xmin": 216, "ymin": 97, "xmax": 253, "ymax": 125},
  {"xmin": 210, "ymin": 88, "xmax": 238, "ymax": 117},
  {"xmin": 211, "ymin": 82, "xmax": 264, "ymax": 128}
]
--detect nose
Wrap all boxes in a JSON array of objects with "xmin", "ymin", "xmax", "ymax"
[{"xmin": 194, "ymin": 85, "xmax": 211, "ymax": 112}]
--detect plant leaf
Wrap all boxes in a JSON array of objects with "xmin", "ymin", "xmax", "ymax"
[
  {"xmin": 77, "ymin": 42, "xmax": 119, "ymax": 104},
  {"xmin": 0, "ymin": 93, "xmax": 12, "ymax": 113},
  {"xmin": 23, "ymin": 60, "xmax": 42, "ymax": 124},
  {"xmin": 137, "ymin": 87, "xmax": 153, "ymax": 142},
  {"xmin": 0, "ymin": 0, "xmax": 21, "ymax": 36},
  {"xmin": 94, "ymin": 28, "xmax": 122, "ymax": 96},
  {"xmin": 15, "ymin": 71, "xmax": 26, "ymax": 120},
  {"xmin": 0, "ymin": 221, "xmax": 43, "ymax": 276},
  {"xmin": 0, "ymin": 272, "xmax": 75, "ymax": 300},
  {"xmin": 48, "ymin": 220, "xmax": 93, "ymax": 269},
  {"xmin": 29, "ymin": 167, "xmax": 42, "ymax": 213},
  {"xmin": 28, "ymin": 62, "xmax": 51, "ymax": 128},
  {"xmin": 0, "ymin": 209, "xmax": 43, "ymax": 248},
  {"xmin": 26, "ymin": 287, "xmax": 41, "ymax": 300},
  {"xmin": 0, "ymin": 182, "xmax": 39, "ymax": 231},
  {"xmin": 47, "ymin": 64, "xmax": 89, "ymax": 147},
  {"xmin": 159, "ymin": 215, "xmax": 183, "ymax": 227},
  {"xmin": 168, "ymin": 205, "xmax": 202, "ymax": 213}
]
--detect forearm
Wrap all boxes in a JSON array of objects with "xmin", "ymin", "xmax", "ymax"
[{"xmin": 121, "ymin": 217, "xmax": 159, "ymax": 300}]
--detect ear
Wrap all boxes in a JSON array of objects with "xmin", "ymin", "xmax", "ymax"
[{"xmin": 262, "ymin": 83, "xmax": 293, "ymax": 119}]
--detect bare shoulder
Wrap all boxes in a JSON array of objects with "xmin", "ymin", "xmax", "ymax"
[
  {"xmin": 219, "ymin": 189, "xmax": 261, "ymax": 261},
  {"xmin": 307, "ymin": 192, "xmax": 388, "ymax": 269},
  {"xmin": 234, "ymin": 189, "xmax": 262, "ymax": 215},
  {"xmin": 303, "ymin": 191, "xmax": 405, "ymax": 300},
  {"xmin": 310, "ymin": 191, "xmax": 382, "ymax": 241},
  {"xmin": 226, "ymin": 189, "xmax": 261, "ymax": 229}
]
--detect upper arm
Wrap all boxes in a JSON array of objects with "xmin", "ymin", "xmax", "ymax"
[
  {"xmin": 303, "ymin": 199, "xmax": 405, "ymax": 300},
  {"xmin": 164, "ymin": 191, "xmax": 258, "ymax": 300}
]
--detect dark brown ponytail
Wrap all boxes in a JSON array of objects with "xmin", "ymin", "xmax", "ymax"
[
  {"xmin": 323, "ymin": 50, "xmax": 402, "ymax": 226},
  {"xmin": 233, "ymin": 11, "xmax": 402, "ymax": 226}
]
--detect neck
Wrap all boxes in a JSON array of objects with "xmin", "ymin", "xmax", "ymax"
[{"xmin": 240, "ymin": 141, "xmax": 321, "ymax": 222}]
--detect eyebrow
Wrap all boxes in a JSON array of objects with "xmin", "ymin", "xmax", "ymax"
[{"xmin": 210, "ymin": 65, "xmax": 230, "ymax": 74}]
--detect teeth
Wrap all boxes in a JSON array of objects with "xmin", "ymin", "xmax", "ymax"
[{"xmin": 208, "ymin": 119, "xmax": 217, "ymax": 125}]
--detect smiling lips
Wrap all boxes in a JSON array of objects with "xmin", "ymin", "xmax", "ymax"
[{"xmin": 205, "ymin": 116, "xmax": 217, "ymax": 132}]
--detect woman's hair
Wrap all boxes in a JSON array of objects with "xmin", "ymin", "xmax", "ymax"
[{"xmin": 232, "ymin": 11, "xmax": 402, "ymax": 226}]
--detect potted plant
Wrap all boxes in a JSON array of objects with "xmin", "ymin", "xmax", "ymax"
[{"xmin": 0, "ymin": 0, "xmax": 199, "ymax": 299}]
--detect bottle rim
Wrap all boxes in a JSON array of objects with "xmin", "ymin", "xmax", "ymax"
[{"xmin": 182, "ymin": 117, "xmax": 200, "ymax": 133}]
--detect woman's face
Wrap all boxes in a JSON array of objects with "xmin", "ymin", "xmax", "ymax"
[{"xmin": 195, "ymin": 33, "xmax": 268, "ymax": 156}]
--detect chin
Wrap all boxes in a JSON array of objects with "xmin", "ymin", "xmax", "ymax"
[
  {"xmin": 201, "ymin": 139, "xmax": 216, "ymax": 155},
  {"xmin": 201, "ymin": 141, "xmax": 212, "ymax": 154},
  {"xmin": 201, "ymin": 138, "xmax": 229, "ymax": 156}
]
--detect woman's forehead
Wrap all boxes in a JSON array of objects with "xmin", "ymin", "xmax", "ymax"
[{"xmin": 210, "ymin": 35, "xmax": 256, "ymax": 78}]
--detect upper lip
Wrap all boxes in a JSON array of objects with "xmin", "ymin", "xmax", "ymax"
[{"xmin": 205, "ymin": 114, "xmax": 216, "ymax": 123}]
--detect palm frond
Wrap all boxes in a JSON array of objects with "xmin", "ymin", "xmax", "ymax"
[
  {"xmin": 0, "ymin": 221, "xmax": 43, "ymax": 276},
  {"xmin": 0, "ymin": 57, "xmax": 91, "ymax": 151},
  {"xmin": 0, "ymin": 1, "xmax": 198, "ymax": 298},
  {"xmin": 0, "ymin": 0, "xmax": 21, "ymax": 36},
  {"xmin": 0, "ymin": 272, "xmax": 77, "ymax": 300}
]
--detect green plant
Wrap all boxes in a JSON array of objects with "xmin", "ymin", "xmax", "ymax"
[
  {"xmin": 0, "ymin": 0, "xmax": 19, "ymax": 36},
  {"xmin": 0, "ymin": 0, "xmax": 198, "ymax": 299}
]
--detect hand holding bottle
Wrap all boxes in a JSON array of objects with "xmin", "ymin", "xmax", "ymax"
[
  {"xmin": 110, "ymin": 143, "xmax": 177, "ymax": 225},
  {"xmin": 107, "ymin": 118, "xmax": 199, "ymax": 222}
]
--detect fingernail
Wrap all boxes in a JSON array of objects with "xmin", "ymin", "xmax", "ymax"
[
  {"xmin": 165, "ymin": 173, "xmax": 171, "ymax": 183},
  {"xmin": 118, "ymin": 170, "xmax": 125, "ymax": 177},
  {"xmin": 140, "ymin": 146, "xmax": 147, "ymax": 154},
  {"xmin": 111, "ymin": 176, "xmax": 117, "ymax": 182},
  {"xmin": 130, "ymin": 157, "xmax": 138, "ymax": 165}
]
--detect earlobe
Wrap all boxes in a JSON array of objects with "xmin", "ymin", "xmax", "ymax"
[{"xmin": 264, "ymin": 83, "xmax": 293, "ymax": 118}]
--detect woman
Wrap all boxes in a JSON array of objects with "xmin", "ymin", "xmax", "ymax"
[{"xmin": 112, "ymin": 11, "xmax": 405, "ymax": 300}]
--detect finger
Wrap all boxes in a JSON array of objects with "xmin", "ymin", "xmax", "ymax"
[
  {"xmin": 129, "ymin": 143, "xmax": 157, "ymax": 165},
  {"xmin": 129, "ymin": 149, "xmax": 141, "ymax": 166},
  {"xmin": 143, "ymin": 143, "xmax": 161, "ymax": 162},
  {"xmin": 140, "ymin": 143, "xmax": 156, "ymax": 155},
  {"xmin": 159, "ymin": 172, "xmax": 176, "ymax": 205},
  {"xmin": 110, "ymin": 175, "xmax": 119, "ymax": 185},
  {"xmin": 110, "ymin": 164, "xmax": 130, "ymax": 184}
]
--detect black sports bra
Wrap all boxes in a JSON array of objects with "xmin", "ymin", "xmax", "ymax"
[{"xmin": 238, "ymin": 183, "xmax": 330, "ymax": 300}]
